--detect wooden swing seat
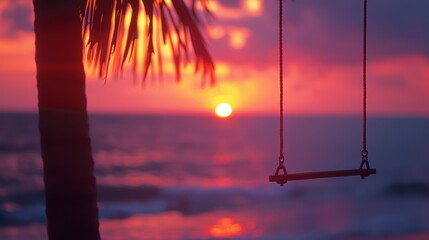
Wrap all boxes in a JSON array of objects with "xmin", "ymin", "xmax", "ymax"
[{"xmin": 269, "ymin": 168, "xmax": 376, "ymax": 186}]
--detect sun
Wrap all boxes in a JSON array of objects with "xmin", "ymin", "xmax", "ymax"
[{"xmin": 215, "ymin": 102, "xmax": 233, "ymax": 118}]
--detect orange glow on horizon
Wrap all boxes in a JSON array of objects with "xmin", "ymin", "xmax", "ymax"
[
  {"xmin": 210, "ymin": 218, "xmax": 242, "ymax": 238},
  {"xmin": 0, "ymin": 32, "xmax": 34, "ymax": 72}
]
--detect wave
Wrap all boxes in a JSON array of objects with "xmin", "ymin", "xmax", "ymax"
[
  {"xmin": 97, "ymin": 185, "xmax": 161, "ymax": 202},
  {"xmin": 2, "ymin": 180, "xmax": 429, "ymax": 227},
  {"xmin": 382, "ymin": 181, "xmax": 429, "ymax": 197},
  {"xmin": 0, "ymin": 190, "xmax": 45, "ymax": 206},
  {"xmin": 0, "ymin": 185, "xmax": 273, "ymax": 226},
  {"xmin": 0, "ymin": 204, "xmax": 46, "ymax": 227},
  {"xmin": 0, "ymin": 143, "xmax": 40, "ymax": 154}
]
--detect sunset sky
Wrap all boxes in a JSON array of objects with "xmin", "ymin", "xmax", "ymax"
[{"xmin": 1, "ymin": 0, "xmax": 428, "ymax": 116}]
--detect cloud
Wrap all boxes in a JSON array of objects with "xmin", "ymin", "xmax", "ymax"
[
  {"xmin": 284, "ymin": 0, "xmax": 429, "ymax": 63},
  {"xmin": 207, "ymin": 1, "xmax": 277, "ymax": 68},
  {"xmin": 213, "ymin": 0, "xmax": 429, "ymax": 67},
  {"xmin": 368, "ymin": 0, "xmax": 429, "ymax": 59},
  {"xmin": 0, "ymin": 0, "xmax": 33, "ymax": 38}
]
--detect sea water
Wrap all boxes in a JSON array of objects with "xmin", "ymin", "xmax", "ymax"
[{"xmin": 1, "ymin": 113, "xmax": 428, "ymax": 239}]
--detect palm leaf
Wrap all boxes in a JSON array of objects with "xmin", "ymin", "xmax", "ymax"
[{"xmin": 82, "ymin": 0, "xmax": 214, "ymax": 84}]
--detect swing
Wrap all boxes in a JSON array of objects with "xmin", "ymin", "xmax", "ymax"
[{"xmin": 269, "ymin": 0, "xmax": 376, "ymax": 186}]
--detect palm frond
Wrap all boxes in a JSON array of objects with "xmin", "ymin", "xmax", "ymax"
[{"xmin": 82, "ymin": 0, "xmax": 215, "ymax": 85}]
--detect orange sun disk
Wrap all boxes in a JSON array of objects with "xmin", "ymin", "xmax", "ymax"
[{"xmin": 215, "ymin": 102, "xmax": 233, "ymax": 118}]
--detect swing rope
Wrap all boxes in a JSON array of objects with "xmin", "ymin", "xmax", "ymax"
[
  {"xmin": 279, "ymin": 0, "xmax": 285, "ymax": 166},
  {"xmin": 360, "ymin": 0, "xmax": 370, "ymax": 171},
  {"xmin": 272, "ymin": 0, "xmax": 287, "ymax": 184}
]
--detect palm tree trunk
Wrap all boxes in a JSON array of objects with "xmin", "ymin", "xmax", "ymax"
[{"xmin": 33, "ymin": 0, "xmax": 100, "ymax": 239}]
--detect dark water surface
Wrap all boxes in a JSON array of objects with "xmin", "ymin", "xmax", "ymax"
[{"xmin": 1, "ymin": 113, "xmax": 428, "ymax": 239}]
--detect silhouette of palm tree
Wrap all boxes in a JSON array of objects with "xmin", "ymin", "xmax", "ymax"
[{"xmin": 33, "ymin": 1, "xmax": 213, "ymax": 239}]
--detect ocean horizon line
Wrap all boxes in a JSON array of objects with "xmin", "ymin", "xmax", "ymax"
[{"xmin": 1, "ymin": 110, "xmax": 429, "ymax": 119}]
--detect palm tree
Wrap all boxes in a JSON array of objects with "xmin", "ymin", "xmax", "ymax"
[{"xmin": 33, "ymin": 0, "xmax": 214, "ymax": 239}]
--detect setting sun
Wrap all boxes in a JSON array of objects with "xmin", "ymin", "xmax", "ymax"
[{"xmin": 215, "ymin": 102, "xmax": 233, "ymax": 118}]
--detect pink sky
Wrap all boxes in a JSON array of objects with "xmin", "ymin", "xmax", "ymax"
[{"xmin": 1, "ymin": 0, "xmax": 429, "ymax": 116}]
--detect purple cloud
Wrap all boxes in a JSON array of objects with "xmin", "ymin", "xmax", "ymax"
[
  {"xmin": 1, "ymin": 1, "xmax": 33, "ymax": 38},
  {"xmin": 209, "ymin": 0, "xmax": 429, "ymax": 69}
]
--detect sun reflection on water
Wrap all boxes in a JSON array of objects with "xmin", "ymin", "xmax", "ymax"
[{"xmin": 210, "ymin": 217, "xmax": 242, "ymax": 238}]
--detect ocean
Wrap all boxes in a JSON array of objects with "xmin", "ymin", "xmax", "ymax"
[{"xmin": 0, "ymin": 112, "xmax": 428, "ymax": 239}]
